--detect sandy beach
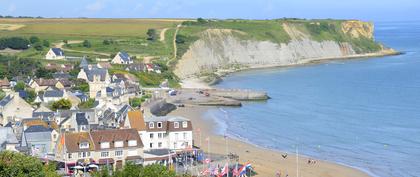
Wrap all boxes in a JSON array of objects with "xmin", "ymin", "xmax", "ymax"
[{"xmin": 168, "ymin": 105, "xmax": 371, "ymax": 177}]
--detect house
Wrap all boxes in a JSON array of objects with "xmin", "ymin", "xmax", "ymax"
[
  {"xmin": 0, "ymin": 94, "xmax": 34, "ymax": 126},
  {"xmin": 45, "ymin": 48, "xmax": 65, "ymax": 60},
  {"xmin": 58, "ymin": 109, "xmax": 98, "ymax": 132},
  {"xmin": 142, "ymin": 116, "xmax": 193, "ymax": 151},
  {"xmin": 43, "ymin": 90, "xmax": 68, "ymax": 103},
  {"xmin": 125, "ymin": 63, "xmax": 146, "ymax": 72},
  {"xmin": 0, "ymin": 77, "xmax": 11, "ymax": 90},
  {"xmin": 55, "ymin": 129, "xmax": 144, "ymax": 173},
  {"xmin": 21, "ymin": 125, "xmax": 58, "ymax": 157},
  {"xmin": 29, "ymin": 78, "xmax": 65, "ymax": 92},
  {"xmin": 123, "ymin": 110, "xmax": 146, "ymax": 132},
  {"xmin": 0, "ymin": 127, "xmax": 19, "ymax": 152},
  {"xmin": 77, "ymin": 66, "xmax": 110, "ymax": 98},
  {"xmin": 75, "ymin": 113, "xmax": 89, "ymax": 132},
  {"xmin": 112, "ymin": 51, "xmax": 133, "ymax": 64}
]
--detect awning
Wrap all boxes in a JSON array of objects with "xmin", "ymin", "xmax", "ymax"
[{"xmin": 98, "ymin": 158, "xmax": 114, "ymax": 165}]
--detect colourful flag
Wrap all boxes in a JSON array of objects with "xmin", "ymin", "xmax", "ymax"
[
  {"xmin": 200, "ymin": 168, "xmax": 210, "ymax": 175},
  {"xmin": 219, "ymin": 163, "xmax": 229, "ymax": 177},
  {"xmin": 233, "ymin": 162, "xmax": 239, "ymax": 177}
]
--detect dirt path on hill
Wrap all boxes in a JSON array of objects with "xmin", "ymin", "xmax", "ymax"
[
  {"xmin": 53, "ymin": 40, "xmax": 110, "ymax": 57},
  {"xmin": 159, "ymin": 28, "xmax": 169, "ymax": 41},
  {"xmin": 166, "ymin": 24, "xmax": 181, "ymax": 66}
]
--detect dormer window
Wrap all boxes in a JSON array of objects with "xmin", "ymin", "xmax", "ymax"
[
  {"xmin": 157, "ymin": 122, "xmax": 162, "ymax": 128},
  {"xmin": 100, "ymin": 142, "xmax": 110, "ymax": 149},
  {"xmin": 182, "ymin": 121, "xmax": 188, "ymax": 128},
  {"xmin": 128, "ymin": 140, "xmax": 137, "ymax": 147},
  {"xmin": 115, "ymin": 141, "xmax": 123, "ymax": 148},
  {"xmin": 149, "ymin": 122, "xmax": 154, "ymax": 128},
  {"xmin": 79, "ymin": 142, "xmax": 89, "ymax": 149},
  {"xmin": 174, "ymin": 122, "xmax": 179, "ymax": 128}
]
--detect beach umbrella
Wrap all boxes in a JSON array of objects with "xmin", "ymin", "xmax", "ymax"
[
  {"xmin": 73, "ymin": 165, "xmax": 84, "ymax": 170},
  {"xmin": 89, "ymin": 164, "xmax": 99, "ymax": 169}
]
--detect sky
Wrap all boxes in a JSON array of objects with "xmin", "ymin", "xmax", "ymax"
[{"xmin": 0, "ymin": 0, "xmax": 419, "ymax": 22}]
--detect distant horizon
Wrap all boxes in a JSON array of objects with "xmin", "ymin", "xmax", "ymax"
[
  {"xmin": 1, "ymin": 0, "xmax": 419, "ymax": 23},
  {"xmin": 1, "ymin": 16, "xmax": 420, "ymax": 23}
]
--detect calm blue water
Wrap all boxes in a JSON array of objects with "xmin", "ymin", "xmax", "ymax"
[{"xmin": 205, "ymin": 21, "xmax": 420, "ymax": 177}]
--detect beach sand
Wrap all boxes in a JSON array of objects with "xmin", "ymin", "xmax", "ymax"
[{"xmin": 168, "ymin": 105, "xmax": 370, "ymax": 177}]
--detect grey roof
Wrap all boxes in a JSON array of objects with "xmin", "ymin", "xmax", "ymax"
[
  {"xmin": 52, "ymin": 72, "xmax": 71, "ymax": 79},
  {"xmin": 118, "ymin": 51, "xmax": 131, "ymax": 62},
  {"xmin": 32, "ymin": 112, "xmax": 55, "ymax": 120},
  {"xmin": 44, "ymin": 90, "xmax": 64, "ymax": 98},
  {"xmin": 144, "ymin": 116, "xmax": 190, "ymax": 122},
  {"xmin": 24, "ymin": 125, "xmax": 52, "ymax": 133},
  {"xmin": 76, "ymin": 113, "xmax": 89, "ymax": 125},
  {"xmin": 145, "ymin": 149, "xmax": 172, "ymax": 156},
  {"xmin": 0, "ymin": 127, "xmax": 18, "ymax": 147},
  {"xmin": 126, "ymin": 63, "xmax": 145, "ymax": 72},
  {"xmin": 51, "ymin": 48, "xmax": 64, "ymax": 56},
  {"xmin": 84, "ymin": 68, "xmax": 108, "ymax": 82},
  {"xmin": 0, "ymin": 95, "xmax": 12, "ymax": 107},
  {"xmin": 80, "ymin": 57, "xmax": 89, "ymax": 68}
]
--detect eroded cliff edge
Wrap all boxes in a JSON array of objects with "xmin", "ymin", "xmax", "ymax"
[{"xmin": 174, "ymin": 20, "xmax": 398, "ymax": 85}]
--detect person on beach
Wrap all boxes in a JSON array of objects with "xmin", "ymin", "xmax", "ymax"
[{"xmin": 276, "ymin": 170, "xmax": 281, "ymax": 177}]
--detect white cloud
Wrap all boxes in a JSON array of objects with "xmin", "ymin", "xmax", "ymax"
[{"xmin": 85, "ymin": 0, "xmax": 105, "ymax": 12}]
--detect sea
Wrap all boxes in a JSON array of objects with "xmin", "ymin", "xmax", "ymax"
[{"xmin": 204, "ymin": 21, "xmax": 420, "ymax": 177}]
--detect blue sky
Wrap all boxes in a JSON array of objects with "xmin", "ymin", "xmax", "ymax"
[{"xmin": 0, "ymin": 0, "xmax": 419, "ymax": 22}]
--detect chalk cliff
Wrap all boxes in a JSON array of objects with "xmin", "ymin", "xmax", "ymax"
[{"xmin": 174, "ymin": 20, "xmax": 397, "ymax": 81}]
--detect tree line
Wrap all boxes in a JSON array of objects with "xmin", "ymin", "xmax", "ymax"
[{"xmin": 0, "ymin": 36, "xmax": 50, "ymax": 50}]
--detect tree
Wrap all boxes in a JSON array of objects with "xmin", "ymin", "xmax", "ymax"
[
  {"xmin": 63, "ymin": 39, "xmax": 68, "ymax": 44},
  {"xmin": 33, "ymin": 42, "xmax": 43, "ymax": 51},
  {"xmin": 72, "ymin": 79, "xmax": 89, "ymax": 93},
  {"xmin": 0, "ymin": 151, "xmax": 59, "ymax": 177},
  {"xmin": 51, "ymin": 99, "xmax": 72, "ymax": 110},
  {"xmin": 197, "ymin": 17, "xmax": 207, "ymax": 24},
  {"xmin": 25, "ymin": 89, "xmax": 37, "ymax": 103},
  {"xmin": 35, "ymin": 67, "xmax": 54, "ymax": 78},
  {"xmin": 146, "ymin": 29, "xmax": 157, "ymax": 41},
  {"xmin": 43, "ymin": 39, "xmax": 50, "ymax": 47},
  {"xmin": 83, "ymin": 40, "xmax": 91, "ymax": 48},
  {"xmin": 5, "ymin": 37, "xmax": 29, "ymax": 49},
  {"xmin": 175, "ymin": 34, "xmax": 187, "ymax": 44},
  {"xmin": 29, "ymin": 36, "xmax": 40, "ymax": 44},
  {"xmin": 78, "ymin": 98, "xmax": 96, "ymax": 109},
  {"xmin": 14, "ymin": 81, "xmax": 25, "ymax": 91},
  {"xmin": 129, "ymin": 97, "xmax": 142, "ymax": 108}
]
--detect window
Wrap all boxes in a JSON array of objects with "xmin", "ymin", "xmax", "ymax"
[
  {"xmin": 149, "ymin": 143, "xmax": 153, "ymax": 148},
  {"xmin": 68, "ymin": 153, "xmax": 72, "ymax": 159},
  {"xmin": 79, "ymin": 151, "xmax": 89, "ymax": 158},
  {"xmin": 115, "ymin": 141, "xmax": 123, "ymax": 148},
  {"xmin": 174, "ymin": 142, "xmax": 177, "ymax": 149},
  {"xmin": 157, "ymin": 122, "xmax": 162, "ymax": 128},
  {"xmin": 100, "ymin": 142, "xmax": 110, "ymax": 149},
  {"xmin": 182, "ymin": 121, "xmax": 188, "ymax": 128},
  {"xmin": 175, "ymin": 133, "xmax": 179, "ymax": 141},
  {"xmin": 149, "ymin": 122, "xmax": 154, "ymax": 128},
  {"xmin": 101, "ymin": 151, "xmax": 109, "ymax": 157},
  {"xmin": 79, "ymin": 142, "xmax": 89, "ymax": 149},
  {"xmin": 115, "ymin": 150, "xmax": 123, "ymax": 157},
  {"xmin": 128, "ymin": 140, "xmax": 137, "ymax": 147},
  {"xmin": 174, "ymin": 122, "xmax": 179, "ymax": 128},
  {"xmin": 150, "ymin": 133, "xmax": 154, "ymax": 139},
  {"xmin": 158, "ymin": 133, "xmax": 163, "ymax": 138},
  {"xmin": 158, "ymin": 142, "xmax": 162, "ymax": 148},
  {"xmin": 183, "ymin": 132, "xmax": 187, "ymax": 139}
]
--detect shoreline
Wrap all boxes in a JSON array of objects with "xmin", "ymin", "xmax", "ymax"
[
  {"xmin": 168, "ymin": 105, "xmax": 371, "ymax": 177},
  {"xmin": 180, "ymin": 49, "xmax": 401, "ymax": 88}
]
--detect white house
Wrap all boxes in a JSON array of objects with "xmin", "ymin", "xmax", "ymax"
[
  {"xmin": 0, "ymin": 93, "xmax": 34, "ymax": 126},
  {"xmin": 42, "ymin": 90, "xmax": 68, "ymax": 103},
  {"xmin": 45, "ymin": 48, "xmax": 65, "ymax": 60},
  {"xmin": 142, "ymin": 116, "xmax": 193, "ymax": 151},
  {"xmin": 112, "ymin": 51, "xmax": 133, "ymax": 64}
]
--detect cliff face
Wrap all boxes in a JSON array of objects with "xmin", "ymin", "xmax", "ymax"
[{"xmin": 174, "ymin": 20, "xmax": 394, "ymax": 80}]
